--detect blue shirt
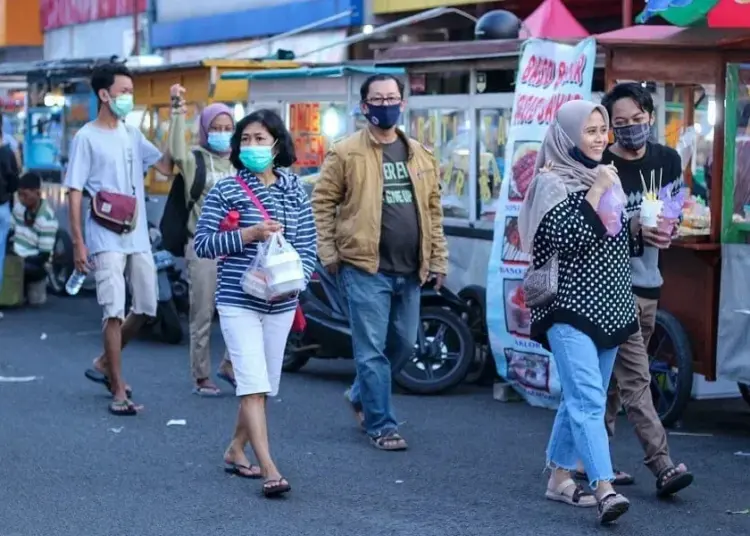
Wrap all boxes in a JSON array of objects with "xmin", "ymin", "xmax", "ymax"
[{"xmin": 194, "ymin": 168, "xmax": 317, "ymax": 314}]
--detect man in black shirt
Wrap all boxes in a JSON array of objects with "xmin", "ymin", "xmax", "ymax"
[{"xmin": 581, "ymin": 83, "xmax": 693, "ymax": 497}]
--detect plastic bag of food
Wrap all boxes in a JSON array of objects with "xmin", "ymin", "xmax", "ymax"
[
  {"xmin": 659, "ymin": 186, "xmax": 687, "ymax": 220},
  {"xmin": 597, "ymin": 183, "xmax": 627, "ymax": 236},
  {"xmin": 240, "ymin": 241, "xmax": 271, "ymax": 300},
  {"xmin": 261, "ymin": 232, "xmax": 305, "ymax": 300}
]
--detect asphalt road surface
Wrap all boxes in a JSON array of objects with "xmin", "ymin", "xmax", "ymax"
[{"xmin": 1, "ymin": 296, "xmax": 749, "ymax": 536}]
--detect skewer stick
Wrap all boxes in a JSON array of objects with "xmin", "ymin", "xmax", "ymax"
[
  {"xmin": 659, "ymin": 168, "xmax": 663, "ymax": 194},
  {"xmin": 640, "ymin": 170, "xmax": 648, "ymax": 194}
]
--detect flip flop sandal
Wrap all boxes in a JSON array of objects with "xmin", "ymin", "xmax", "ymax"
[
  {"xmin": 108, "ymin": 399, "xmax": 138, "ymax": 416},
  {"xmin": 216, "ymin": 371, "xmax": 237, "ymax": 389},
  {"xmin": 544, "ymin": 479, "xmax": 597, "ymax": 508},
  {"xmin": 371, "ymin": 432, "xmax": 408, "ymax": 451},
  {"xmin": 574, "ymin": 468, "xmax": 635, "ymax": 486},
  {"xmin": 343, "ymin": 389, "xmax": 365, "ymax": 432},
  {"xmin": 85, "ymin": 368, "xmax": 133, "ymax": 398},
  {"xmin": 263, "ymin": 477, "xmax": 291, "ymax": 497},
  {"xmin": 597, "ymin": 492, "xmax": 630, "ymax": 525},
  {"xmin": 224, "ymin": 462, "xmax": 262, "ymax": 479},
  {"xmin": 656, "ymin": 466, "xmax": 694, "ymax": 497},
  {"xmin": 193, "ymin": 385, "xmax": 221, "ymax": 397}
]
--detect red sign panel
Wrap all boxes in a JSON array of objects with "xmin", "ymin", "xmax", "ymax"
[
  {"xmin": 708, "ymin": 0, "xmax": 750, "ymax": 28},
  {"xmin": 40, "ymin": 0, "xmax": 147, "ymax": 31}
]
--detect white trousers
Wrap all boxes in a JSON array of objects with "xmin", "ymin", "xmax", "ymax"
[{"xmin": 218, "ymin": 305, "xmax": 295, "ymax": 397}]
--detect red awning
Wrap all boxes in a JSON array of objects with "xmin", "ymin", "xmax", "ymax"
[
  {"xmin": 708, "ymin": 0, "xmax": 750, "ymax": 29},
  {"xmin": 521, "ymin": 0, "xmax": 590, "ymax": 39}
]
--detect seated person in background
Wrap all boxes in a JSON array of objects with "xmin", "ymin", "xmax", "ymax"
[{"xmin": 11, "ymin": 173, "xmax": 58, "ymax": 305}]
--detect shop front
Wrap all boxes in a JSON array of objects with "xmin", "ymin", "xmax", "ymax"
[
  {"xmin": 222, "ymin": 65, "xmax": 406, "ymax": 184},
  {"xmin": 129, "ymin": 58, "xmax": 299, "ymax": 194}
]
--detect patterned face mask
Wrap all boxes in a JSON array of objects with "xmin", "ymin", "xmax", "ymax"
[{"xmin": 613, "ymin": 123, "xmax": 651, "ymax": 151}]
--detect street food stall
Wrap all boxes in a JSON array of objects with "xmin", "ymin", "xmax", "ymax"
[
  {"xmin": 221, "ymin": 64, "xmax": 405, "ymax": 183},
  {"xmin": 130, "ymin": 58, "xmax": 300, "ymax": 194},
  {"xmin": 598, "ymin": 25, "xmax": 750, "ymax": 421}
]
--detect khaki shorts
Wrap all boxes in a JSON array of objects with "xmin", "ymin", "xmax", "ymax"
[{"xmin": 94, "ymin": 251, "xmax": 157, "ymax": 321}]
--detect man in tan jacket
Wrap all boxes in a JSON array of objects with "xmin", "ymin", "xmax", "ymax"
[{"xmin": 312, "ymin": 74, "xmax": 448, "ymax": 451}]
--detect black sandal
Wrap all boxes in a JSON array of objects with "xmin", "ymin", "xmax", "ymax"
[
  {"xmin": 263, "ymin": 477, "xmax": 291, "ymax": 497},
  {"xmin": 597, "ymin": 492, "xmax": 630, "ymax": 525},
  {"xmin": 224, "ymin": 462, "xmax": 262, "ymax": 479},
  {"xmin": 371, "ymin": 432, "xmax": 408, "ymax": 451},
  {"xmin": 574, "ymin": 468, "xmax": 635, "ymax": 486},
  {"xmin": 108, "ymin": 399, "xmax": 138, "ymax": 416},
  {"xmin": 85, "ymin": 368, "xmax": 133, "ymax": 398},
  {"xmin": 656, "ymin": 465, "xmax": 693, "ymax": 497}
]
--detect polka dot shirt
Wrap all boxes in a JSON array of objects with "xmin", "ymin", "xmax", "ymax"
[{"xmin": 530, "ymin": 191, "xmax": 641, "ymax": 350}]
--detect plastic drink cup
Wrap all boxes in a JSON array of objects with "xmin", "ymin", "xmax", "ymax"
[{"xmin": 640, "ymin": 199, "xmax": 663, "ymax": 228}]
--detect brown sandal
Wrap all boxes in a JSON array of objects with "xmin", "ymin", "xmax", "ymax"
[
  {"xmin": 263, "ymin": 477, "xmax": 291, "ymax": 497},
  {"xmin": 656, "ymin": 465, "xmax": 693, "ymax": 497},
  {"xmin": 597, "ymin": 492, "xmax": 630, "ymax": 524}
]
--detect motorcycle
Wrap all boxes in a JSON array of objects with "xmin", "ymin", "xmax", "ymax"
[
  {"xmin": 123, "ymin": 225, "xmax": 184, "ymax": 345},
  {"xmin": 283, "ymin": 263, "xmax": 475, "ymax": 395}
]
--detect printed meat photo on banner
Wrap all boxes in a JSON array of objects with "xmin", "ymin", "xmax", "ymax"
[
  {"xmin": 504, "ymin": 279, "xmax": 530, "ymax": 337},
  {"xmin": 504, "ymin": 348, "xmax": 551, "ymax": 392},
  {"xmin": 508, "ymin": 141, "xmax": 540, "ymax": 201},
  {"xmin": 501, "ymin": 216, "xmax": 531, "ymax": 264}
]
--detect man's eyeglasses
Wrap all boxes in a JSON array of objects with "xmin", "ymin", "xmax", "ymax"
[{"xmin": 365, "ymin": 97, "xmax": 402, "ymax": 106}]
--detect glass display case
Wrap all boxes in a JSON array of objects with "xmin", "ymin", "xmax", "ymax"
[{"xmin": 722, "ymin": 64, "xmax": 750, "ymax": 244}]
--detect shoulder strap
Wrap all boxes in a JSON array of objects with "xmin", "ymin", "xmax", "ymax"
[
  {"xmin": 234, "ymin": 176, "xmax": 270, "ymax": 221},
  {"xmin": 188, "ymin": 150, "xmax": 207, "ymax": 207}
]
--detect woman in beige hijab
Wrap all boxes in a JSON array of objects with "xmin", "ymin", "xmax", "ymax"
[{"xmin": 519, "ymin": 100, "xmax": 642, "ymax": 525}]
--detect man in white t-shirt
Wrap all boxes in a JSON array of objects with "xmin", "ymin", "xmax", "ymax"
[{"xmin": 65, "ymin": 63, "xmax": 173, "ymax": 416}]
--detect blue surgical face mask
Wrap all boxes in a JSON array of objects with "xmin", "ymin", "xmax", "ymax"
[
  {"xmin": 108, "ymin": 94, "xmax": 134, "ymax": 118},
  {"xmin": 207, "ymin": 131, "xmax": 231, "ymax": 153},
  {"xmin": 239, "ymin": 145, "xmax": 274, "ymax": 173},
  {"xmin": 364, "ymin": 103, "xmax": 401, "ymax": 130}
]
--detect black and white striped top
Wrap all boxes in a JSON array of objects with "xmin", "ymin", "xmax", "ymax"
[{"xmin": 194, "ymin": 168, "xmax": 317, "ymax": 314}]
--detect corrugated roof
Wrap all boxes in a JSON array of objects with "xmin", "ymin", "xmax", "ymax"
[
  {"xmin": 375, "ymin": 39, "xmax": 524, "ymax": 65},
  {"xmin": 222, "ymin": 65, "xmax": 405, "ymax": 80},
  {"xmin": 596, "ymin": 25, "xmax": 750, "ymax": 49}
]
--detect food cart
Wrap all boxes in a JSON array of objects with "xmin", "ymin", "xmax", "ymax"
[
  {"xmin": 597, "ymin": 25, "xmax": 750, "ymax": 423},
  {"xmin": 129, "ymin": 58, "xmax": 300, "ymax": 195},
  {"xmin": 221, "ymin": 64, "xmax": 406, "ymax": 183}
]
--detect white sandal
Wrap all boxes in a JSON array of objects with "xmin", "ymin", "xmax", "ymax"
[{"xmin": 545, "ymin": 478, "xmax": 597, "ymax": 508}]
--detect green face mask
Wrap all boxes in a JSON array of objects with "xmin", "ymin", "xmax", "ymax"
[{"xmin": 109, "ymin": 94, "xmax": 134, "ymax": 118}]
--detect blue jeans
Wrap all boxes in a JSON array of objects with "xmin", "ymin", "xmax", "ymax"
[
  {"xmin": 339, "ymin": 264, "xmax": 421, "ymax": 438},
  {"xmin": 546, "ymin": 323, "xmax": 618, "ymax": 488},
  {"xmin": 0, "ymin": 202, "xmax": 11, "ymax": 291}
]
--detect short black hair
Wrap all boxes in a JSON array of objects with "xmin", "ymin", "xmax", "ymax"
[
  {"xmin": 229, "ymin": 109, "xmax": 296, "ymax": 171},
  {"xmin": 91, "ymin": 62, "xmax": 132, "ymax": 102},
  {"xmin": 601, "ymin": 82, "xmax": 655, "ymax": 124},
  {"xmin": 19, "ymin": 172, "xmax": 42, "ymax": 190},
  {"xmin": 359, "ymin": 74, "xmax": 405, "ymax": 102}
]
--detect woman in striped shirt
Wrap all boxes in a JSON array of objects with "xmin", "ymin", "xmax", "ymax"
[{"xmin": 194, "ymin": 109, "xmax": 316, "ymax": 497}]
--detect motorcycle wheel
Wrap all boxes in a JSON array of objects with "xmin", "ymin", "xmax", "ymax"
[
  {"xmin": 739, "ymin": 383, "xmax": 750, "ymax": 406},
  {"xmin": 394, "ymin": 306, "xmax": 475, "ymax": 395},
  {"xmin": 458, "ymin": 285, "xmax": 496, "ymax": 385},
  {"xmin": 157, "ymin": 300, "xmax": 183, "ymax": 345},
  {"xmin": 47, "ymin": 229, "xmax": 74, "ymax": 296},
  {"xmin": 648, "ymin": 310, "xmax": 694, "ymax": 428},
  {"xmin": 282, "ymin": 331, "xmax": 311, "ymax": 372}
]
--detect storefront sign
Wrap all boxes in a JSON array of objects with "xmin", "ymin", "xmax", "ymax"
[
  {"xmin": 486, "ymin": 37, "xmax": 596, "ymax": 409},
  {"xmin": 40, "ymin": 0, "xmax": 146, "ymax": 31}
]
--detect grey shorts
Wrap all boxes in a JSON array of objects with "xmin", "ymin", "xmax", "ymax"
[{"xmin": 94, "ymin": 251, "xmax": 157, "ymax": 322}]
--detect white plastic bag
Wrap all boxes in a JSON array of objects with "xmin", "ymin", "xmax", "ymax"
[
  {"xmin": 240, "ymin": 241, "xmax": 271, "ymax": 300},
  {"xmin": 261, "ymin": 232, "xmax": 305, "ymax": 300}
]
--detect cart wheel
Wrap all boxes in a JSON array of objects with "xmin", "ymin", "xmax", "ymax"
[
  {"xmin": 739, "ymin": 383, "xmax": 750, "ymax": 407},
  {"xmin": 648, "ymin": 310, "xmax": 694, "ymax": 428}
]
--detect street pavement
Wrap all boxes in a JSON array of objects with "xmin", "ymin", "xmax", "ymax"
[{"xmin": 1, "ymin": 295, "xmax": 749, "ymax": 536}]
